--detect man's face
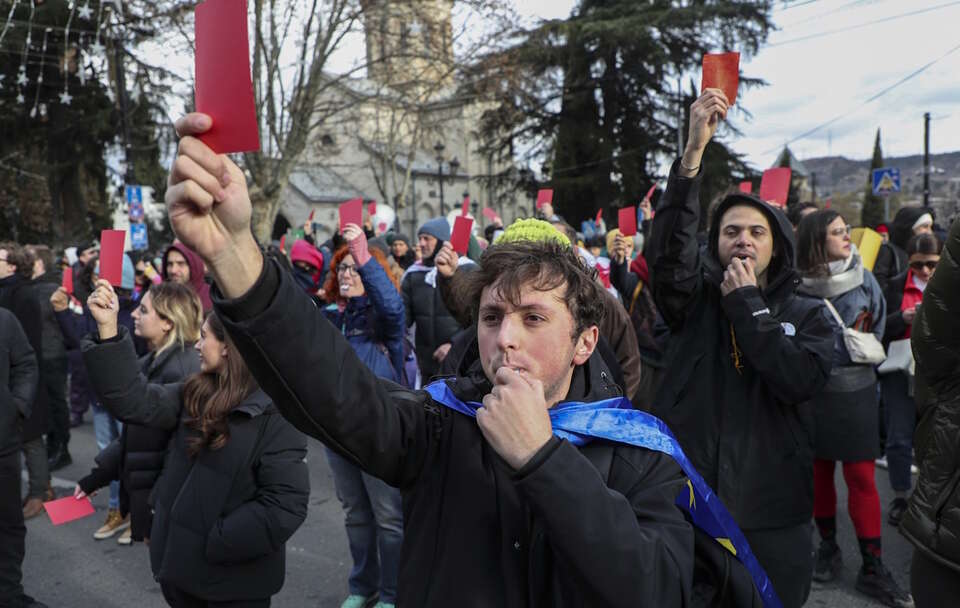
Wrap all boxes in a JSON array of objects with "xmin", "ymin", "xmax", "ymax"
[
  {"xmin": 0, "ymin": 249, "xmax": 14, "ymax": 280},
  {"xmin": 717, "ymin": 205, "xmax": 774, "ymax": 278},
  {"xmin": 913, "ymin": 223, "xmax": 933, "ymax": 237},
  {"xmin": 391, "ymin": 240, "xmax": 409, "ymax": 258},
  {"xmin": 418, "ymin": 234, "xmax": 438, "ymax": 259},
  {"xmin": 78, "ymin": 247, "xmax": 98, "ymax": 265},
  {"xmin": 166, "ymin": 250, "xmax": 191, "ymax": 283},
  {"xmin": 477, "ymin": 279, "xmax": 597, "ymax": 407}
]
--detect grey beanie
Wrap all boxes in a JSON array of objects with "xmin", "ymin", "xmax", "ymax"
[{"xmin": 418, "ymin": 217, "xmax": 450, "ymax": 242}]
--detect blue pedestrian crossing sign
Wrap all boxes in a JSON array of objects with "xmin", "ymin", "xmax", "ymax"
[
  {"xmin": 125, "ymin": 185, "xmax": 143, "ymax": 204},
  {"xmin": 130, "ymin": 223, "xmax": 149, "ymax": 250},
  {"xmin": 872, "ymin": 168, "xmax": 900, "ymax": 195}
]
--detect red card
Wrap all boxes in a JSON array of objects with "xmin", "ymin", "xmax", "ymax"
[
  {"xmin": 62, "ymin": 267, "xmax": 73, "ymax": 295},
  {"xmin": 44, "ymin": 496, "xmax": 95, "ymax": 526},
  {"xmin": 618, "ymin": 206, "xmax": 638, "ymax": 237},
  {"xmin": 450, "ymin": 216, "xmax": 473, "ymax": 255},
  {"xmin": 99, "ymin": 229, "xmax": 126, "ymax": 287},
  {"xmin": 482, "ymin": 207, "xmax": 498, "ymax": 221},
  {"xmin": 595, "ymin": 208, "xmax": 603, "ymax": 226},
  {"xmin": 279, "ymin": 235, "xmax": 286, "ymax": 252},
  {"xmin": 536, "ymin": 189, "xmax": 553, "ymax": 209},
  {"xmin": 645, "ymin": 183, "xmax": 658, "ymax": 202},
  {"xmin": 758, "ymin": 168, "xmax": 792, "ymax": 207},
  {"xmin": 367, "ymin": 201, "xmax": 377, "ymax": 217},
  {"xmin": 738, "ymin": 181, "xmax": 753, "ymax": 194},
  {"xmin": 308, "ymin": 209, "xmax": 315, "ymax": 222},
  {"xmin": 339, "ymin": 198, "xmax": 363, "ymax": 233},
  {"xmin": 701, "ymin": 52, "xmax": 740, "ymax": 105},
  {"xmin": 195, "ymin": 0, "xmax": 260, "ymax": 154},
  {"xmin": 461, "ymin": 196, "xmax": 470, "ymax": 216}
]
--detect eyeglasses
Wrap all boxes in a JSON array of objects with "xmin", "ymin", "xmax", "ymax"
[
  {"xmin": 909, "ymin": 260, "xmax": 938, "ymax": 271},
  {"xmin": 336, "ymin": 264, "xmax": 358, "ymax": 276},
  {"xmin": 828, "ymin": 225, "xmax": 852, "ymax": 238}
]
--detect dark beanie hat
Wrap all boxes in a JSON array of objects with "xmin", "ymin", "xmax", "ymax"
[{"xmin": 418, "ymin": 217, "xmax": 450, "ymax": 242}]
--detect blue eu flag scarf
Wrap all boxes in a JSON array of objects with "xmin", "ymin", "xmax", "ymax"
[{"xmin": 424, "ymin": 380, "xmax": 782, "ymax": 608}]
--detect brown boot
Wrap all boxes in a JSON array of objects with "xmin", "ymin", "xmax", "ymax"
[
  {"xmin": 44, "ymin": 483, "xmax": 55, "ymax": 502},
  {"xmin": 22, "ymin": 497, "xmax": 45, "ymax": 520},
  {"xmin": 93, "ymin": 509, "xmax": 129, "ymax": 540}
]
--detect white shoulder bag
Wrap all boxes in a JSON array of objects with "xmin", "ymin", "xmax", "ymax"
[{"xmin": 821, "ymin": 299, "xmax": 887, "ymax": 365}]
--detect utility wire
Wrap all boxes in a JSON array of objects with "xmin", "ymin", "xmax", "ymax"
[
  {"xmin": 782, "ymin": 0, "xmax": 875, "ymax": 27},
  {"xmin": 768, "ymin": 0, "xmax": 960, "ymax": 47},
  {"xmin": 761, "ymin": 40, "xmax": 960, "ymax": 154}
]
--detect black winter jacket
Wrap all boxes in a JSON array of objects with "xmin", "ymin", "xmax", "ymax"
[
  {"xmin": 214, "ymin": 258, "xmax": 695, "ymax": 607},
  {"xmin": 81, "ymin": 328, "xmax": 309, "ymax": 601},
  {"xmin": 401, "ymin": 266, "xmax": 464, "ymax": 381},
  {"xmin": 0, "ymin": 274, "xmax": 47, "ymax": 441},
  {"xmin": 0, "ymin": 308, "xmax": 38, "ymax": 456},
  {"xmin": 650, "ymin": 160, "xmax": 834, "ymax": 530},
  {"xmin": 32, "ymin": 271, "xmax": 68, "ymax": 361},
  {"xmin": 873, "ymin": 206, "xmax": 930, "ymax": 292},
  {"xmin": 899, "ymin": 218, "xmax": 960, "ymax": 573},
  {"xmin": 78, "ymin": 343, "xmax": 201, "ymax": 540}
]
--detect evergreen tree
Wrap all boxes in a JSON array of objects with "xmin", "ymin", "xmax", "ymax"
[{"xmin": 861, "ymin": 128, "xmax": 885, "ymax": 228}]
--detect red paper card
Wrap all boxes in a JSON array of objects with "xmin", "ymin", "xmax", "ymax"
[
  {"xmin": 482, "ymin": 207, "xmax": 498, "ymax": 221},
  {"xmin": 450, "ymin": 216, "xmax": 473, "ymax": 255},
  {"xmin": 99, "ymin": 230, "xmax": 125, "ymax": 287},
  {"xmin": 195, "ymin": 0, "xmax": 260, "ymax": 154},
  {"xmin": 278, "ymin": 235, "xmax": 286, "ymax": 252},
  {"xmin": 758, "ymin": 168, "xmax": 792, "ymax": 207},
  {"xmin": 461, "ymin": 196, "xmax": 470, "ymax": 216},
  {"xmin": 645, "ymin": 183, "xmax": 658, "ymax": 202},
  {"xmin": 618, "ymin": 206, "xmax": 638, "ymax": 237},
  {"xmin": 738, "ymin": 181, "xmax": 753, "ymax": 194},
  {"xmin": 595, "ymin": 208, "xmax": 603, "ymax": 226},
  {"xmin": 701, "ymin": 52, "xmax": 740, "ymax": 105},
  {"xmin": 44, "ymin": 496, "xmax": 95, "ymax": 526},
  {"xmin": 339, "ymin": 198, "xmax": 363, "ymax": 233},
  {"xmin": 367, "ymin": 201, "xmax": 377, "ymax": 217},
  {"xmin": 62, "ymin": 267, "xmax": 73, "ymax": 295},
  {"xmin": 308, "ymin": 209, "xmax": 315, "ymax": 222},
  {"xmin": 536, "ymin": 189, "xmax": 553, "ymax": 209}
]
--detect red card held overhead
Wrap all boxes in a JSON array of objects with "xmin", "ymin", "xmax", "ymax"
[
  {"xmin": 279, "ymin": 235, "xmax": 286, "ymax": 252},
  {"xmin": 62, "ymin": 267, "xmax": 73, "ymax": 295},
  {"xmin": 195, "ymin": 0, "xmax": 260, "ymax": 154},
  {"xmin": 618, "ymin": 206, "xmax": 638, "ymax": 237},
  {"xmin": 738, "ymin": 181, "xmax": 753, "ymax": 194},
  {"xmin": 450, "ymin": 216, "xmax": 473, "ymax": 256},
  {"xmin": 701, "ymin": 52, "xmax": 740, "ymax": 105},
  {"xmin": 645, "ymin": 183, "xmax": 658, "ymax": 202},
  {"xmin": 595, "ymin": 208, "xmax": 604, "ymax": 226},
  {"xmin": 308, "ymin": 209, "xmax": 315, "ymax": 222},
  {"xmin": 536, "ymin": 189, "xmax": 553, "ymax": 209},
  {"xmin": 44, "ymin": 496, "xmax": 95, "ymax": 526},
  {"xmin": 99, "ymin": 230, "xmax": 126, "ymax": 287},
  {"xmin": 339, "ymin": 198, "xmax": 363, "ymax": 233},
  {"xmin": 367, "ymin": 201, "xmax": 377, "ymax": 217},
  {"xmin": 482, "ymin": 207, "xmax": 498, "ymax": 221},
  {"xmin": 758, "ymin": 168, "xmax": 792, "ymax": 208}
]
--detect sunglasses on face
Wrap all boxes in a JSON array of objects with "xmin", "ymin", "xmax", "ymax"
[{"xmin": 909, "ymin": 261, "xmax": 938, "ymax": 271}]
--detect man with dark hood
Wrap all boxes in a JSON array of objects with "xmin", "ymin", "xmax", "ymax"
[
  {"xmin": 161, "ymin": 242, "xmax": 212, "ymax": 312},
  {"xmin": 873, "ymin": 206, "xmax": 934, "ymax": 292},
  {"xmin": 649, "ymin": 90, "xmax": 835, "ymax": 608},
  {"xmin": 386, "ymin": 233, "xmax": 416, "ymax": 270},
  {"xmin": 400, "ymin": 217, "xmax": 473, "ymax": 381}
]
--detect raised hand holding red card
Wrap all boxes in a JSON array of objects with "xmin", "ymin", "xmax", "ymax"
[
  {"xmin": 701, "ymin": 52, "xmax": 740, "ymax": 104},
  {"xmin": 450, "ymin": 216, "xmax": 473, "ymax": 255},
  {"xmin": 99, "ymin": 230, "xmax": 126, "ymax": 287},
  {"xmin": 62, "ymin": 267, "xmax": 74, "ymax": 295},
  {"xmin": 195, "ymin": 0, "xmax": 260, "ymax": 154},
  {"xmin": 536, "ymin": 189, "xmax": 553, "ymax": 209},
  {"xmin": 618, "ymin": 206, "xmax": 638, "ymax": 237},
  {"xmin": 339, "ymin": 198, "xmax": 363, "ymax": 233},
  {"xmin": 758, "ymin": 168, "xmax": 791, "ymax": 207}
]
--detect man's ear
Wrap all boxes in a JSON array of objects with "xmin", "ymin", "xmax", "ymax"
[{"xmin": 572, "ymin": 325, "xmax": 599, "ymax": 366}]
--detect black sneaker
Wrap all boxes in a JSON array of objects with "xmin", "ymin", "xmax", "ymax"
[
  {"xmin": 47, "ymin": 447, "xmax": 72, "ymax": 472},
  {"xmin": 856, "ymin": 558, "xmax": 914, "ymax": 607},
  {"xmin": 888, "ymin": 498, "xmax": 908, "ymax": 527},
  {"xmin": 813, "ymin": 540, "xmax": 842, "ymax": 582}
]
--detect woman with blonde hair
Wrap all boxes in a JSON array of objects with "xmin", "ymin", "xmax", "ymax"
[{"xmin": 76, "ymin": 282, "xmax": 204, "ymax": 545}]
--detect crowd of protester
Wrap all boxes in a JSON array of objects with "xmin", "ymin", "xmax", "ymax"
[{"xmin": 1, "ymin": 92, "xmax": 958, "ymax": 608}]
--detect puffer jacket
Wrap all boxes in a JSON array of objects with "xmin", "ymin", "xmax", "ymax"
[
  {"xmin": 78, "ymin": 343, "xmax": 201, "ymax": 540},
  {"xmin": 401, "ymin": 265, "xmax": 465, "ymax": 381},
  {"xmin": 899, "ymin": 218, "xmax": 960, "ymax": 573},
  {"xmin": 322, "ymin": 256, "xmax": 405, "ymax": 382},
  {"xmin": 0, "ymin": 308, "xmax": 38, "ymax": 457},
  {"xmin": 873, "ymin": 206, "xmax": 931, "ymax": 292}
]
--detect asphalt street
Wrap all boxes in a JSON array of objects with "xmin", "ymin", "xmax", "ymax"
[{"xmin": 21, "ymin": 419, "xmax": 916, "ymax": 607}]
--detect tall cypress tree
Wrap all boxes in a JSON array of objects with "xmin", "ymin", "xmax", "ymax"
[{"xmin": 861, "ymin": 128, "xmax": 885, "ymax": 228}]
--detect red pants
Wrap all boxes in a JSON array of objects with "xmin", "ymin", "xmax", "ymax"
[{"xmin": 813, "ymin": 459, "xmax": 881, "ymax": 540}]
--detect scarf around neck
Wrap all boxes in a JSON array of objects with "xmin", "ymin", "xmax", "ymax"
[{"xmin": 799, "ymin": 252, "xmax": 864, "ymax": 298}]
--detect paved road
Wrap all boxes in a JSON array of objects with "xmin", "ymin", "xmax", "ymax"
[{"xmin": 21, "ymin": 421, "xmax": 915, "ymax": 607}]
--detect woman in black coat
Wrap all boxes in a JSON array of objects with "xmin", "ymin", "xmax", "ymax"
[
  {"xmin": 76, "ymin": 282, "xmax": 204, "ymax": 545},
  {"xmin": 79, "ymin": 279, "xmax": 310, "ymax": 607}
]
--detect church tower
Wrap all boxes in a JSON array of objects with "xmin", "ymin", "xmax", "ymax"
[{"xmin": 362, "ymin": 0, "xmax": 455, "ymax": 94}]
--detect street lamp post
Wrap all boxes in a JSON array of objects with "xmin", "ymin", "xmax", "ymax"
[{"xmin": 434, "ymin": 142, "xmax": 446, "ymax": 216}]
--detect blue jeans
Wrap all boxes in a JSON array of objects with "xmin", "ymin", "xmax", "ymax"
[
  {"xmin": 91, "ymin": 403, "xmax": 122, "ymax": 509},
  {"xmin": 881, "ymin": 372, "xmax": 915, "ymax": 493},
  {"xmin": 325, "ymin": 448, "xmax": 403, "ymax": 603}
]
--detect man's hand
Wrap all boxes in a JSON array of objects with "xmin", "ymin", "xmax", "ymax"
[
  {"xmin": 477, "ymin": 368, "xmax": 553, "ymax": 470},
  {"xmin": 342, "ymin": 223, "xmax": 364, "ymax": 243},
  {"xmin": 435, "ymin": 242, "xmax": 459, "ymax": 278},
  {"xmin": 903, "ymin": 306, "xmax": 917, "ymax": 325},
  {"xmin": 611, "ymin": 234, "xmax": 627, "ymax": 264},
  {"xmin": 50, "ymin": 287, "xmax": 69, "ymax": 312},
  {"xmin": 166, "ymin": 113, "xmax": 263, "ymax": 298},
  {"xmin": 432, "ymin": 342, "xmax": 452, "ymax": 362},
  {"xmin": 87, "ymin": 279, "xmax": 119, "ymax": 339},
  {"xmin": 639, "ymin": 197, "xmax": 654, "ymax": 222},
  {"xmin": 680, "ymin": 89, "xmax": 729, "ymax": 178},
  {"xmin": 720, "ymin": 257, "xmax": 758, "ymax": 296}
]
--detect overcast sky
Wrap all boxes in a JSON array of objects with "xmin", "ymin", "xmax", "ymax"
[{"xmin": 510, "ymin": 0, "xmax": 960, "ymax": 170}]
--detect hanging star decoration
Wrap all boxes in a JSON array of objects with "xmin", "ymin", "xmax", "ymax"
[
  {"xmin": 16, "ymin": 70, "xmax": 28, "ymax": 86},
  {"xmin": 77, "ymin": 3, "xmax": 93, "ymax": 20},
  {"xmin": 16, "ymin": 93, "xmax": 25, "ymax": 104},
  {"xmin": 59, "ymin": 91, "xmax": 73, "ymax": 105}
]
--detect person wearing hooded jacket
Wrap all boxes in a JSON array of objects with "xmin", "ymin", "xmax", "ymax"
[
  {"xmin": 873, "ymin": 207, "xmax": 934, "ymax": 293},
  {"xmin": 898, "ymin": 218, "xmax": 960, "ymax": 608},
  {"xmin": 162, "ymin": 242, "xmax": 213, "ymax": 312},
  {"xmin": 80, "ymin": 279, "xmax": 309, "ymax": 607},
  {"xmin": 649, "ymin": 90, "xmax": 835, "ymax": 608},
  {"xmin": 795, "ymin": 211, "xmax": 913, "ymax": 607},
  {"xmin": 289, "ymin": 239, "xmax": 325, "ymax": 298}
]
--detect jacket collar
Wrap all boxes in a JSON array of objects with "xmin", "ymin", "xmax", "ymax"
[{"xmin": 233, "ymin": 388, "xmax": 272, "ymax": 418}]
